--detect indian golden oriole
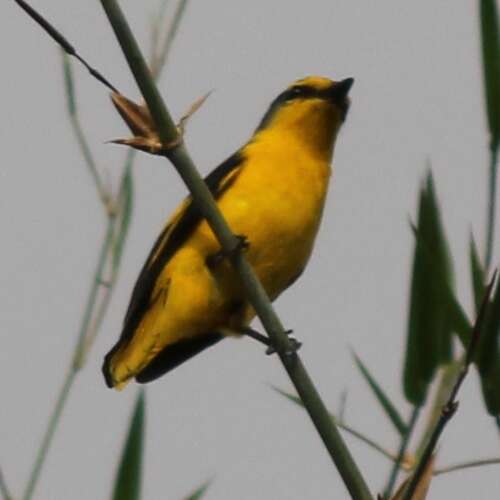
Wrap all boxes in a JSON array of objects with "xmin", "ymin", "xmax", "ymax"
[{"xmin": 103, "ymin": 75, "xmax": 353, "ymax": 389}]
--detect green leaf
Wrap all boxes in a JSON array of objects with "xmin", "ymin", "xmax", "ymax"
[
  {"xmin": 470, "ymin": 233, "xmax": 486, "ymax": 314},
  {"xmin": 477, "ymin": 280, "xmax": 500, "ymax": 376},
  {"xmin": 272, "ymin": 386, "xmax": 401, "ymax": 464},
  {"xmin": 112, "ymin": 168, "xmax": 134, "ymax": 274},
  {"xmin": 478, "ymin": 280, "xmax": 500, "ymax": 415},
  {"xmin": 111, "ymin": 390, "xmax": 146, "ymax": 500},
  {"xmin": 184, "ymin": 480, "xmax": 212, "ymax": 500},
  {"xmin": 272, "ymin": 386, "xmax": 303, "ymax": 408},
  {"xmin": 447, "ymin": 291, "xmax": 473, "ymax": 348},
  {"xmin": 62, "ymin": 53, "xmax": 76, "ymax": 116},
  {"xmin": 403, "ymin": 171, "xmax": 455, "ymax": 405},
  {"xmin": 480, "ymin": 361, "xmax": 500, "ymax": 415},
  {"xmin": 352, "ymin": 352, "xmax": 408, "ymax": 436},
  {"xmin": 480, "ymin": 0, "xmax": 500, "ymax": 152}
]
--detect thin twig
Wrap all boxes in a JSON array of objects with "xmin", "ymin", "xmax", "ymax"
[
  {"xmin": 150, "ymin": 0, "xmax": 170, "ymax": 75},
  {"xmin": 401, "ymin": 271, "xmax": 497, "ymax": 500},
  {"xmin": 151, "ymin": 0, "xmax": 190, "ymax": 79},
  {"xmin": 62, "ymin": 53, "xmax": 114, "ymax": 214},
  {"xmin": 99, "ymin": 2, "xmax": 373, "ymax": 498},
  {"xmin": 0, "ymin": 466, "xmax": 13, "ymax": 500},
  {"xmin": 337, "ymin": 389, "xmax": 348, "ymax": 423},
  {"xmin": 413, "ymin": 361, "xmax": 462, "ymax": 461},
  {"xmin": 485, "ymin": 147, "xmax": 498, "ymax": 271},
  {"xmin": 15, "ymin": 1, "xmax": 372, "ymax": 497},
  {"xmin": 434, "ymin": 457, "xmax": 500, "ymax": 476},
  {"xmin": 79, "ymin": 181, "xmax": 132, "ymax": 364},
  {"xmin": 275, "ymin": 386, "xmax": 402, "ymax": 466},
  {"xmin": 13, "ymin": 0, "xmax": 118, "ymax": 93},
  {"xmin": 337, "ymin": 420, "xmax": 401, "ymax": 465},
  {"xmin": 22, "ymin": 50, "xmax": 118, "ymax": 499},
  {"xmin": 383, "ymin": 407, "xmax": 420, "ymax": 499},
  {"xmin": 22, "ymin": 49, "xmax": 119, "ymax": 500},
  {"xmin": 15, "ymin": 4, "xmax": 191, "ymax": 498},
  {"xmin": 71, "ymin": 220, "xmax": 117, "ymax": 369},
  {"xmin": 22, "ymin": 370, "xmax": 75, "ymax": 500},
  {"xmin": 23, "ymin": 221, "xmax": 115, "ymax": 500}
]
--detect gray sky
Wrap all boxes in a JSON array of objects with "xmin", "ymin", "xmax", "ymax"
[{"xmin": 2, "ymin": 0, "xmax": 499, "ymax": 499}]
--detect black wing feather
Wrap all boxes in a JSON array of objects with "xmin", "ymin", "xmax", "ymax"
[
  {"xmin": 135, "ymin": 332, "xmax": 224, "ymax": 383},
  {"xmin": 124, "ymin": 150, "xmax": 244, "ymax": 334},
  {"xmin": 102, "ymin": 151, "xmax": 244, "ymax": 385}
]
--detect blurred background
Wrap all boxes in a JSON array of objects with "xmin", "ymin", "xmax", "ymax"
[{"xmin": 1, "ymin": 0, "xmax": 498, "ymax": 498}]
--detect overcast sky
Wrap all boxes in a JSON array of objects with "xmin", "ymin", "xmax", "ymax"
[{"xmin": 2, "ymin": 1, "xmax": 499, "ymax": 499}]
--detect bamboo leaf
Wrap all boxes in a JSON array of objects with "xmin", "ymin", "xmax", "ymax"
[
  {"xmin": 480, "ymin": 361, "xmax": 500, "ymax": 416},
  {"xmin": 272, "ymin": 386, "xmax": 404, "ymax": 465},
  {"xmin": 273, "ymin": 386, "xmax": 303, "ymax": 408},
  {"xmin": 184, "ymin": 480, "xmax": 212, "ymax": 500},
  {"xmin": 403, "ymin": 171, "xmax": 455, "ymax": 405},
  {"xmin": 112, "ymin": 168, "xmax": 134, "ymax": 274},
  {"xmin": 447, "ymin": 292, "xmax": 473, "ymax": 348},
  {"xmin": 480, "ymin": 0, "xmax": 500, "ymax": 152},
  {"xmin": 470, "ymin": 233, "xmax": 486, "ymax": 314},
  {"xmin": 477, "ymin": 280, "xmax": 500, "ymax": 376},
  {"xmin": 426, "ymin": 175, "xmax": 455, "ymax": 365},
  {"xmin": 62, "ymin": 53, "xmax": 76, "ymax": 116},
  {"xmin": 352, "ymin": 352, "xmax": 407, "ymax": 436},
  {"xmin": 478, "ymin": 280, "xmax": 500, "ymax": 415},
  {"xmin": 111, "ymin": 391, "xmax": 146, "ymax": 500}
]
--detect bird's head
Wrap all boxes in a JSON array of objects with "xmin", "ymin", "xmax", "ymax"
[{"xmin": 255, "ymin": 76, "xmax": 354, "ymax": 160}]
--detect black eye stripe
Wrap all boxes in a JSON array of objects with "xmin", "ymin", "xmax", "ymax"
[
  {"xmin": 255, "ymin": 83, "xmax": 343, "ymax": 132},
  {"xmin": 281, "ymin": 85, "xmax": 318, "ymax": 101}
]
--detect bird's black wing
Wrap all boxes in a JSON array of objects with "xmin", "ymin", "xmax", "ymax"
[{"xmin": 102, "ymin": 151, "xmax": 245, "ymax": 385}]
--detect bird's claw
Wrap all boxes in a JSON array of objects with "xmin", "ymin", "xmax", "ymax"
[
  {"xmin": 206, "ymin": 234, "xmax": 249, "ymax": 268},
  {"xmin": 265, "ymin": 330, "xmax": 301, "ymax": 356},
  {"xmin": 231, "ymin": 234, "xmax": 250, "ymax": 254}
]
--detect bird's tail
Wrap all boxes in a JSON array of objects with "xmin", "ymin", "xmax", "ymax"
[{"xmin": 102, "ymin": 331, "xmax": 224, "ymax": 389}]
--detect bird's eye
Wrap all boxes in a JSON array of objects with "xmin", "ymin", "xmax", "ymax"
[{"xmin": 283, "ymin": 87, "xmax": 304, "ymax": 102}]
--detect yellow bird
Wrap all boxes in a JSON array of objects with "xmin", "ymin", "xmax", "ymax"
[{"xmin": 103, "ymin": 76, "xmax": 353, "ymax": 389}]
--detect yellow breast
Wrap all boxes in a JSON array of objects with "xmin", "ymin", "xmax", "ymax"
[{"xmin": 195, "ymin": 133, "xmax": 331, "ymax": 301}]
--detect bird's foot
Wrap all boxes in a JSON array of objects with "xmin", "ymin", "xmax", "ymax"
[
  {"xmin": 206, "ymin": 234, "xmax": 249, "ymax": 268},
  {"xmin": 241, "ymin": 327, "xmax": 301, "ymax": 356},
  {"xmin": 265, "ymin": 330, "xmax": 302, "ymax": 356}
]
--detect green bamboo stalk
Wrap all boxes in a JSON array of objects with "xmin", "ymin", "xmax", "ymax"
[
  {"xmin": 382, "ymin": 407, "xmax": 420, "ymax": 499},
  {"xmin": 0, "ymin": 466, "xmax": 13, "ymax": 500},
  {"xmin": 14, "ymin": 4, "xmax": 188, "ymax": 497},
  {"xmin": 72, "ymin": 219, "xmax": 117, "ymax": 369},
  {"xmin": 99, "ymin": 2, "xmax": 373, "ymax": 498},
  {"xmin": 22, "ymin": 220, "xmax": 115, "ymax": 500},
  {"xmin": 79, "ymin": 180, "xmax": 131, "ymax": 363},
  {"xmin": 22, "ymin": 371, "xmax": 75, "ymax": 500},
  {"xmin": 479, "ymin": 0, "xmax": 500, "ymax": 271},
  {"xmin": 63, "ymin": 53, "xmax": 112, "ymax": 212},
  {"xmin": 401, "ymin": 273, "xmax": 496, "ymax": 500},
  {"xmin": 149, "ymin": 0, "xmax": 169, "ymax": 67},
  {"xmin": 21, "ymin": 59, "xmax": 124, "ymax": 500},
  {"xmin": 152, "ymin": 0, "xmax": 190, "ymax": 78}
]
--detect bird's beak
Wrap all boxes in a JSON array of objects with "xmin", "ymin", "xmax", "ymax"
[
  {"xmin": 329, "ymin": 78, "xmax": 354, "ymax": 101},
  {"xmin": 328, "ymin": 78, "xmax": 354, "ymax": 121}
]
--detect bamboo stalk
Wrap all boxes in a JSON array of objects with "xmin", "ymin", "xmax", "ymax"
[
  {"xmin": 14, "ymin": 4, "xmax": 188, "ymax": 497},
  {"xmin": 401, "ymin": 273, "xmax": 497, "ymax": 500},
  {"xmin": 99, "ymin": 1, "xmax": 373, "ymax": 498}
]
